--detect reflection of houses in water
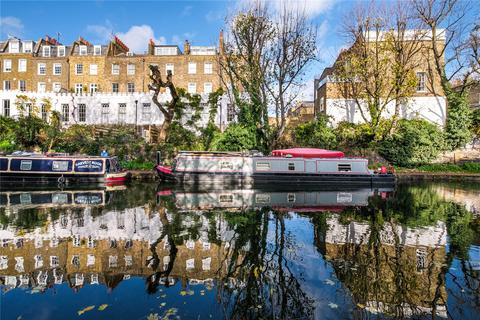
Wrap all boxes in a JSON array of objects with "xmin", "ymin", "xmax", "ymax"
[
  {"xmin": 0, "ymin": 206, "xmax": 239, "ymax": 292},
  {"xmin": 316, "ymin": 214, "xmax": 448, "ymax": 318},
  {"xmin": 434, "ymin": 185, "xmax": 480, "ymax": 215}
]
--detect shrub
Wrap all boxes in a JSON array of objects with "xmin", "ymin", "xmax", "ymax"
[
  {"xmin": 334, "ymin": 121, "xmax": 375, "ymax": 150},
  {"xmin": 471, "ymin": 108, "xmax": 480, "ymax": 138},
  {"xmin": 445, "ymin": 89, "xmax": 472, "ymax": 150},
  {"xmin": 294, "ymin": 115, "xmax": 337, "ymax": 149},
  {"xmin": 378, "ymin": 119, "xmax": 446, "ymax": 167},
  {"xmin": 211, "ymin": 124, "xmax": 257, "ymax": 151}
]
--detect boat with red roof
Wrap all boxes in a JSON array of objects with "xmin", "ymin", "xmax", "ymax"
[{"xmin": 155, "ymin": 148, "xmax": 395, "ymax": 187}]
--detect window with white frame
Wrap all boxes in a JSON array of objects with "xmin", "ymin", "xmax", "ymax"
[
  {"xmin": 42, "ymin": 46, "xmax": 51, "ymax": 57},
  {"xmin": 93, "ymin": 45, "xmax": 101, "ymax": 55},
  {"xmin": 50, "ymin": 256, "xmax": 59, "ymax": 268},
  {"xmin": 127, "ymin": 82, "xmax": 135, "ymax": 93},
  {"xmin": 19, "ymin": 80, "xmax": 26, "ymax": 91},
  {"xmin": 142, "ymin": 103, "xmax": 151, "ymax": 121},
  {"xmin": 127, "ymin": 64, "xmax": 135, "ymax": 75},
  {"xmin": 57, "ymin": 45, "xmax": 65, "ymax": 57},
  {"xmin": 204, "ymin": 82, "xmax": 212, "ymax": 94},
  {"xmin": 78, "ymin": 104, "xmax": 86, "ymax": 122},
  {"xmin": 3, "ymin": 59, "xmax": 12, "ymax": 72},
  {"xmin": 89, "ymin": 83, "xmax": 98, "ymax": 94},
  {"xmin": 101, "ymin": 103, "xmax": 109, "ymax": 123},
  {"xmin": 38, "ymin": 63, "xmax": 46, "ymax": 75},
  {"xmin": 227, "ymin": 103, "xmax": 235, "ymax": 122},
  {"xmin": 61, "ymin": 104, "xmax": 69, "ymax": 122},
  {"xmin": 53, "ymin": 63, "xmax": 62, "ymax": 75},
  {"xmin": 188, "ymin": 62, "xmax": 197, "ymax": 74},
  {"xmin": 118, "ymin": 103, "xmax": 127, "ymax": 123},
  {"xmin": 165, "ymin": 63, "xmax": 174, "ymax": 75},
  {"xmin": 3, "ymin": 80, "xmax": 11, "ymax": 91},
  {"xmin": 416, "ymin": 72, "xmax": 426, "ymax": 92},
  {"xmin": 112, "ymin": 64, "xmax": 120, "ymax": 75},
  {"xmin": 75, "ymin": 64, "xmax": 83, "ymax": 75},
  {"xmin": 187, "ymin": 82, "xmax": 196, "ymax": 94},
  {"xmin": 2, "ymin": 100, "xmax": 10, "ymax": 117},
  {"xmin": 89, "ymin": 64, "xmax": 98, "ymax": 75},
  {"xmin": 18, "ymin": 59, "xmax": 27, "ymax": 72},
  {"xmin": 41, "ymin": 104, "xmax": 48, "ymax": 121},
  {"xmin": 37, "ymin": 82, "xmax": 46, "ymax": 93},
  {"xmin": 79, "ymin": 45, "xmax": 87, "ymax": 55},
  {"xmin": 204, "ymin": 62, "xmax": 213, "ymax": 74},
  {"xmin": 23, "ymin": 41, "xmax": 33, "ymax": 53},
  {"xmin": 112, "ymin": 83, "xmax": 119, "ymax": 93},
  {"xmin": 75, "ymin": 83, "xmax": 83, "ymax": 94},
  {"xmin": 9, "ymin": 41, "xmax": 19, "ymax": 53},
  {"xmin": 53, "ymin": 82, "xmax": 61, "ymax": 92}
]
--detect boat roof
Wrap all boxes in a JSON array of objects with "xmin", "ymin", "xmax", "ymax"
[
  {"xmin": 2, "ymin": 152, "xmax": 117, "ymax": 159},
  {"xmin": 271, "ymin": 148, "xmax": 345, "ymax": 159}
]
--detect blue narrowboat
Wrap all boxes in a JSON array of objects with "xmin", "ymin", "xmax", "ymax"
[{"xmin": 0, "ymin": 152, "xmax": 130, "ymax": 186}]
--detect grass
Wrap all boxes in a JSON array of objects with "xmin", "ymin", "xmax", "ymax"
[
  {"xmin": 401, "ymin": 162, "xmax": 480, "ymax": 174},
  {"xmin": 120, "ymin": 160, "xmax": 156, "ymax": 171}
]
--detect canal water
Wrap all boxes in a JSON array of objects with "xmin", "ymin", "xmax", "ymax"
[{"xmin": 0, "ymin": 182, "xmax": 479, "ymax": 319}]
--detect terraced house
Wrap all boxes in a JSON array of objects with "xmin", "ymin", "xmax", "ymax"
[
  {"xmin": 314, "ymin": 29, "xmax": 447, "ymax": 126},
  {"xmin": 0, "ymin": 33, "xmax": 230, "ymax": 130}
]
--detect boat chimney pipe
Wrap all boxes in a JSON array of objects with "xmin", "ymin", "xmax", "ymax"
[{"xmin": 156, "ymin": 151, "xmax": 161, "ymax": 166}]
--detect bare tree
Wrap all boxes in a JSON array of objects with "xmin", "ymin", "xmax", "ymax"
[
  {"xmin": 334, "ymin": 2, "xmax": 423, "ymax": 136},
  {"xmin": 219, "ymin": 0, "xmax": 317, "ymax": 150},
  {"xmin": 148, "ymin": 65, "xmax": 179, "ymax": 141}
]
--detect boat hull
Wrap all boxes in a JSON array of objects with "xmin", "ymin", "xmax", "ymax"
[{"xmin": 0, "ymin": 171, "xmax": 130, "ymax": 186}]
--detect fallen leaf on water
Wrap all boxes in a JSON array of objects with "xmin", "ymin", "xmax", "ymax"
[
  {"xmin": 357, "ymin": 303, "xmax": 365, "ymax": 309},
  {"xmin": 78, "ymin": 305, "xmax": 95, "ymax": 315},
  {"xmin": 98, "ymin": 304, "xmax": 108, "ymax": 311},
  {"xmin": 200, "ymin": 292, "xmax": 205, "ymax": 296},
  {"xmin": 180, "ymin": 290, "xmax": 187, "ymax": 296},
  {"xmin": 328, "ymin": 302, "xmax": 338, "ymax": 309},
  {"xmin": 324, "ymin": 279, "xmax": 335, "ymax": 286},
  {"xmin": 187, "ymin": 290, "xmax": 194, "ymax": 295},
  {"xmin": 160, "ymin": 302, "xmax": 166, "ymax": 307}
]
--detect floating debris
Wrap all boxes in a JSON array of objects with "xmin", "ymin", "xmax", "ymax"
[
  {"xmin": 77, "ymin": 305, "xmax": 95, "ymax": 315},
  {"xmin": 328, "ymin": 302, "xmax": 338, "ymax": 309},
  {"xmin": 98, "ymin": 304, "xmax": 108, "ymax": 311}
]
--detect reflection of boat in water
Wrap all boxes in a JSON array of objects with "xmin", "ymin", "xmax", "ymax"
[
  {"xmin": 0, "ymin": 189, "xmax": 111, "ymax": 209},
  {"xmin": 157, "ymin": 186, "xmax": 393, "ymax": 212}
]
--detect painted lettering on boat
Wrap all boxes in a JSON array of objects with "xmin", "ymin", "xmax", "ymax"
[{"xmin": 75, "ymin": 160, "xmax": 103, "ymax": 171}]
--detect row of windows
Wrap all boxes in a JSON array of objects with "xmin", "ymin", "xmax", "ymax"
[{"xmin": 2, "ymin": 80, "xmax": 63, "ymax": 92}]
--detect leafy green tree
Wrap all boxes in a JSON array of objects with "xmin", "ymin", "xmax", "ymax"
[
  {"xmin": 294, "ymin": 114, "xmax": 337, "ymax": 149},
  {"xmin": 211, "ymin": 124, "xmax": 257, "ymax": 151},
  {"xmin": 378, "ymin": 119, "xmax": 446, "ymax": 166},
  {"xmin": 444, "ymin": 89, "xmax": 472, "ymax": 150}
]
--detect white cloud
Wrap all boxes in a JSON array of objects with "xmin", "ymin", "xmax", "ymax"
[
  {"xmin": 205, "ymin": 10, "xmax": 224, "ymax": 22},
  {"xmin": 181, "ymin": 5, "xmax": 193, "ymax": 16},
  {"xmin": 86, "ymin": 22, "xmax": 166, "ymax": 53},
  {"xmin": 117, "ymin": 25, "xmax": 166, "ymax": 53},
  {"xmin": 237, "ymin": 0, "xmax": 335, "ymax": 18},
  {"xmin": 0, "ymin": 16, "xmax": 24, "ymax": 38}
]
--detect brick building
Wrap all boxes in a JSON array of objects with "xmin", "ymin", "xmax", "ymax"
[
  {"xmin": 314, "ymin": 29, "xmax": 447, "ymax": 126},
  {"xmin": 0, "ymin": 33, "xmax": 233, "ymax": 128}
]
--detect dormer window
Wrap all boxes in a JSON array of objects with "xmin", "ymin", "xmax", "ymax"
[
  {"xmin": 9, "ymin": 41, "xmax": 19, "ymax": 53},
  {"xmin": 79, "ymin": 45, "xmax": 87, "ymax": 55},
  {"xmin": 23, "ymin": 41, "xmax": 33, "ymax": 53},
  {"xmin": 93, "ymin": 45, "xmax": 101, "ymax": 55},
  {"xmin": 57, "ymin": 45, "xmax": 65, "ymax": 57},
  {"xmin": 42, "ymin": 46, "xmax": 51, "ymax": 57}
]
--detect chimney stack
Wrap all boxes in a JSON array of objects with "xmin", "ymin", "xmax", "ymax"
[
  {"xmin": 219, "ymin": 30, "xmax": 224, "ymax": 55},
  {"xmin": 184, "ymin": 40, "xmax": 190, "ymax": 55}
]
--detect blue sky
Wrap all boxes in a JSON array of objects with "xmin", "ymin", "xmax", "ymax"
[
  {"xmin": 1, "ymin": 0, "xmax": 353, "ymax": 99},
  {"xmin": 1, "ymin": 0, "xmax": 476, "ymax": 99}
]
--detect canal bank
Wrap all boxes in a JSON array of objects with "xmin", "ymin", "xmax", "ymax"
[{"xmin": 129, "ymin": 170, "xmax": 480, "ymax": 182}]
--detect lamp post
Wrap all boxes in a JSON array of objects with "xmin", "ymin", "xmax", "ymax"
[{"xmin": 134, "ymin": 99, "xmax": 138, "ymax": 135}]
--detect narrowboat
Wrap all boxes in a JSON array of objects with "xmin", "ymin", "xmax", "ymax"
[
  {"xmin": 0, "ymin": 152, "xmax": 130, "ymax": 186},
  {"xmin": 155, "ymin": 148, "xmax": 395, "ymax": 187}
]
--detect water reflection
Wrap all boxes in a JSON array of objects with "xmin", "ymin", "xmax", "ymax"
[{"xmin": 0, "ymin": 182, "xmax": 479, "ymax": 319}]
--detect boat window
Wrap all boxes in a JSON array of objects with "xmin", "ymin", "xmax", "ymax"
[
  {"xmin": 256, "ymin": 162, "xmax": 271, "ymax": 171},
  {"xmin": 219, "ymin": 194, "xmax": 233, "ymax": 203},
  {"xmin": 220, "ymin": 161, "xmax": 233, "ymax": 170},
  {"xmin": 20, "ymin": 160, "xmax": 32, "ymax": 170},
  {"xmin": 20, "ymin": 193, "xmax": 31, "ymax": 204},
  {"xmin": 337, "ymin": 192, "xmax": 352, "ymax": 203},
  {"xmin": 52, "ymin": 160, "xmax": 69, "ymax": 171},
  {"xmin": 255, "ymin": 194, "xmax": 271, "ymax": 204},
  {"xmin": 338, "ymin": 163, "xmax": 352, "ymax": 172},
  {"xmin": 287, "ymin": 193, "xmax": 296, "ymax": 203},
  {"xmin": 288, "ymin": 163, "xmax": 295, "ymax": 171}
]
